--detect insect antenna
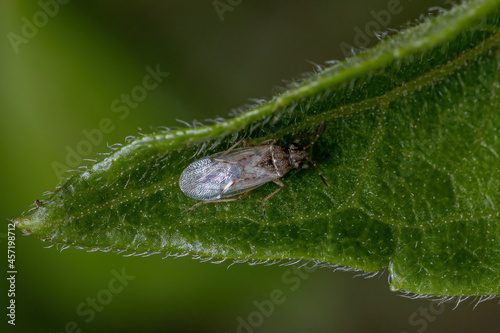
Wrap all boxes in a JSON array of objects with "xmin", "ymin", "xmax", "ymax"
[
  {"xmin": 302, "ymin": 122, "xmax": 327, "ymax": 187},
  {"xmin": 303, "ymin": 121, "xmax": 325, "ymax": 150},
  {"xmin": 306, "ymin": 157, "xmax": 328, "ymax": 188}
]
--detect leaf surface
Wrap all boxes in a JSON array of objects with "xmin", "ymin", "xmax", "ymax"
[{"xmin": 16, "ymin": 0, "xmax": 500, "ymax": 296}]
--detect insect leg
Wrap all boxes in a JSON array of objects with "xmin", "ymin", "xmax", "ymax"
[
  {"xmin": 261, "ymin": 180, "xmax": 284, "ymax": 216},
  {"xmin": 303, "ymin": 121, "xmax": 325, "ymax": 150},
  {"xmin": 219, "ymin": 138, "xmax": 251, "ymax": 158},
  {"xmin": 185, "ymin": 191, "xmax": 249, "ymax": 214},
  {"xmin": 219, "ymin": 138, "xmax": 276, "ymax": 159},
  {"xmin": 254, "ymin": 139, "xmax": 277, "ymax": 146},
  {"xmin": 306, "ymin": 157, "xmax": 328, "ymax": 188}
]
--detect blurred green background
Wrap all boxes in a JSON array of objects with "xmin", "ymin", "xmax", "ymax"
[{"xmin": 2, "ymin": 1, "xmax": 500, "ymax": 332}]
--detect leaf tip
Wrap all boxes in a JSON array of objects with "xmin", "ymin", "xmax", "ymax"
[{"xmin": 14, "ymin": 208, "xmax": 47, "ymax": 235}]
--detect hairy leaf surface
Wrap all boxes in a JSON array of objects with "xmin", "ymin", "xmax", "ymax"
[{"xmin": 16, "ymin": 0, "xmax": 500, "ymax": 296}]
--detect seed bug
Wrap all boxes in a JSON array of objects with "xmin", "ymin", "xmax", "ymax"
[{"xmin": 179, "ymin": 122, "xmax": 328, "ymax": 216}]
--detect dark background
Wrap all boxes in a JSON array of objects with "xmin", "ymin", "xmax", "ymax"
[{"xmin": 1, "ymin": 1, "xmax": 499, "ymax": 332}]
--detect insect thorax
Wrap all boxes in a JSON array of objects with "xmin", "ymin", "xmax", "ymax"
[{"xmin": 262, "ymin": 145, "xmax": 308, "ymax": 177}]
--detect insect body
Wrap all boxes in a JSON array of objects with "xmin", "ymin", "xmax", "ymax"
[{"xmin": 179, "ymin": 122, "xmax": 327, "ymax": 215}]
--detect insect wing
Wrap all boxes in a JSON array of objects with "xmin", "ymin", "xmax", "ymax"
[
  {"xmin": 179, "ymin": 157, "xmax": 242, "ymax": 200},
  {"xmin": 213, "ymin": 146, "xmax": 270, "ymax": 166},
  {"xmin": 212, "ymin": 146, "xmax": 279, "ymax": 198},
  {"xmin": 221, "ymin": 165, "xmax": 277, "ymax": 198}
]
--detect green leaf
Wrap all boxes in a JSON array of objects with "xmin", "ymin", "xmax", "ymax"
[{"xmin": 15, "ymin": 0, "xmax": 500, "ymax": 297}]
